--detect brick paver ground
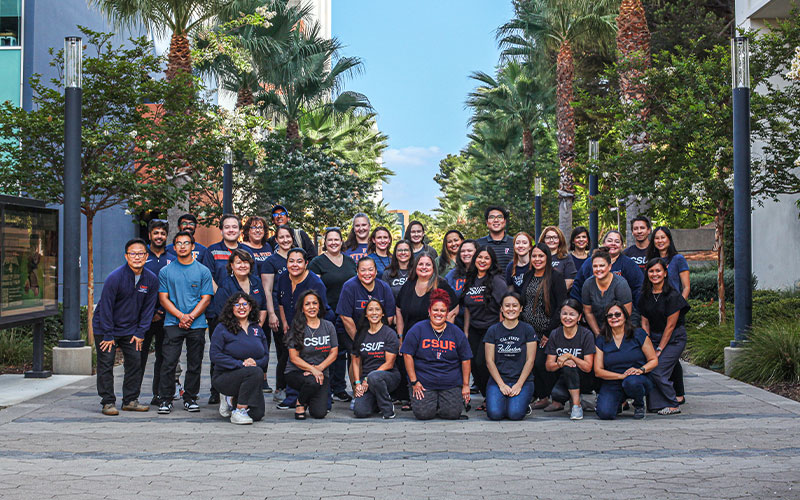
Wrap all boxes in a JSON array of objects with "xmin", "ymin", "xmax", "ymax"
[{"xmin": 0, "ymin": 346, "xmax": 798, "ymax": 500}]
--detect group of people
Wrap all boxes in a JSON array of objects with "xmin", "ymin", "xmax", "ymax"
[{"xmin": 94, "ymin": 204, "xmax": 691, "ymax": 424}]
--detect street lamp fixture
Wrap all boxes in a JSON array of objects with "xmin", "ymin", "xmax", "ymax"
[
  {"xmin": 534, "ymin": 177, "xmax": 542, "ymax": 240},
  {"xmin": 64, "ymin": 37, "xmax": 82, "ymax": 89}
]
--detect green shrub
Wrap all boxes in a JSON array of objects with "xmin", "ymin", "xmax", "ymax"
[
  {"xmin": 730, "ymin": 320, "xmax": 800, "ymax": 384},
  {"xmin": 0, "ymin": 330, "xmax": 34, "ymax": 367},
  {"xmin": 0, "ymin": 305, "xmax": 89, "ymax": 371},
  {"xmin": 689, "ymin": 268, "xmax": 734, "ymax": 302},
  {"xmin": 686, "ymin": 320, "xmax": 734, "ymax": 368}
]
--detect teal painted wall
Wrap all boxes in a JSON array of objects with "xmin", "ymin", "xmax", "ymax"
[{"xmin": 0, "ymin": 49, "xmax": 21, "ymax": 106}]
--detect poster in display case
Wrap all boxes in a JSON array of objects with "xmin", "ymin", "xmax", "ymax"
[{"xmin": 0, "ymin": 195, "xmax": 59, "ymax": 327}]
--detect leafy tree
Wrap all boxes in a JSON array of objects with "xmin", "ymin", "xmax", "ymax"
[{"xmin": 0, "ymin": 28, "xmax": 226, "ymax": 341}]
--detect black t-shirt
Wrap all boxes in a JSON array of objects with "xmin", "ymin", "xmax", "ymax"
[
  {"xmin": 353, "ymin": 324, "xmax": 400, "ymax": 377},
  {"xmin": 505, "ymin": 261, "xmax": 530, "ymax": 293},
  {"xmin": 545, "ymin": 325, "xmax": 596, "ymax": 359},
  {"xmin": 309, "ymin": 253, "xmax": 357, "ymax": 310},
  {"xmin": 623, "ymin": 245, "xmax": 649, "ymax": 272},
  {"xmin": 483, "ymin": 321, "xmax": 538, "ymax": 385},
  {"xmin": 462, "ymin": 274, "xmax": 507, "ymax": 330},
  {"xmin": 638, "ymin": 287, "xmax": 690, "ymax": 333},
  {"xmin": 382, "ymin": 268, "xmax": 410, "ymax": 299},
  {"xmin": 396, "ymin": 279, "xmax": 458, "ymax": 333}
]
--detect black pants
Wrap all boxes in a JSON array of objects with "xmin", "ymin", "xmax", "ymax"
[
  {"xmin": 212, "ymin": 367, "xmax": 266, "ymax": 421},
  {"xmin": 272, "ymin": 328, "xmax": 288, "ymax": 390},
  {"xmin": 207, "ymin": 317, "xmax": 220, "ymax": 398},
  {"xmin": 159, "ymin": 326, "xmax": 205, "ymax": 402},
  {"xmin": 467, "ymin": 326, "xmax": 489, "ymax": 397},
  {"xmin": 139, "ymin": 319, "xmax": 165, "ymax": 397},
  {"xmin": 671, "ymin": 360, "xmax": 685, "ymax": 397},
  {"xmin": 550, "ymin": 366, "xmax": 597, "ymax": 404},
  {"xmin": 285, "ymin": 370, "xmax": 330, "ymax": 419},
  {"xmin": 533, "ymin": 343, "xmax": 557, "ymax": 400},
  {"xmin": 96, "ymin": 335, "xmax": 142, "ymax": 406},
  {"xmin": 391, "ymin": 353, "xmax": 410, "ymax": 402}
]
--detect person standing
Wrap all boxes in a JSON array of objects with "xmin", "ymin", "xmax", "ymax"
[
  {"xmin": 405, "ymin": 221, "xmax": 438, "ymax": 259},
  {"xmin": 623, "ymin": 216, "xmax": 652, "ymax": 273},
  {"xmin": 263, "ymin": 224, "xmax": 295, "ymax": 403},
  {"xmin": 568, "ymin": 226, "xmax": 592, "ymax": 273},
  {"xmin": 157, "ymin": 231, "xmax": 214, "ymax": 414},
  {"xmin": 366, "ymin": 226, "xmax": 393, "ymax": 277},
  {"xmin": 382, "ymin": 240, "xmax": 413, "ymax": 297},
  {"xmin": 201, "ymin": 214, "xmax": 255, "ymax": 286},
  {"xmin": 240, "ymin": 215, "xmax": 273, "ymax": 277},
  {"xmin": 267, "ymin": 205, "xmax": 317, "ymax": 258},
  {"xmin": 142, "ymin": 219, "xmax": 174, "ymax": 405},
  {"xmin": 582, "ymin": 250, "xmax": 634, "ymax": 336},
  {"xmin": 165, "ymin": 213, "xmax": 208, "ymax": 263},
  {"xmin": 539, "ymin": 226, "xmax": 577, "ymax": 289},
  {"xmin": 436, "ymin": 230, "xmax": 464, "ymax": 277},
  {"xmin": 477, "ymin": 206, "xmax": 514, "ymax": 271},
  {"xmin": 506, "ymin": 232, "xmax": 533, "ymax": 293},
  {"xmin": 94, "ymin": 239, "xmax": 159, "ymax": 415},
  {"xmin": 343, "ymin": 213, "xmax": 372, "ymax": 263},
  {"xmin": 571, "ymin": 230, "xmax": 643, "ymax": 308}
]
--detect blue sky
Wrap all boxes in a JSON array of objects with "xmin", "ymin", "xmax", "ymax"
[{"xmin": 332, "ymin": 1, "xmax": 515, "ymax": 214}]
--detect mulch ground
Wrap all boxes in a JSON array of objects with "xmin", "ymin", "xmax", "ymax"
[{"xmin": 756, "ymin": 381, "xmax": 800, "ymax": 403}]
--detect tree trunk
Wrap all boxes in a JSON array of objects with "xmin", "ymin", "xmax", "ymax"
[
  {"xmin": 86, "ymin": 214, "xmax": 95, "ymax": 345},
  {"xmin": 166, "ymin": 32, "xmax": 192, "ymax": 82},
  {"xmin": 236, "ymin": 86, "xmax": 254, "ymax": 108},
  {"xmin": 522, "ymin": 127, "xmax": 533, "ymax": 160},
  {"xmin": 714, "ymin": 208, "xmax": 727, "ymax": 324},
  {"xmin": 286, "ymin": 119, "xmax": 301, "ymax": 149},
  {"xmin": 556, "ymin": 40, "xmax": 576, "ymax": 236}
]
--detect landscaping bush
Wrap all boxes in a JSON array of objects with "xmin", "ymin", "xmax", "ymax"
[
  {"xmin": 688, "ymin": 267, "xmax": 734, "ymax": 302},
  {"xmin": 686, "ymin": 320, "xmax": 734, "ymax": 369},
  {"xmin": 730, "ymin": 320, "xmax": 800, "ymax": 384}
]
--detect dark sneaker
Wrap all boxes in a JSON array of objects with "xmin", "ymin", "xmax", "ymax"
[
  {"xmin": 262, "ymin": 381, "xmax": 273, "ymax": 394},
  {"xmin": 101, "ymin": 404, "xmax": 119, "ymax": 416},
  {"xmin": 276, "ymin": 398, "xmax": 296, "ymax": 410},
  {"xmin": 184, "ymin": 399, "xmax": 200, "ymax": 412},
  {"xmin": 633, "ymin": 406, "xmax": 646, "ymax": 419},
  {"xmin": 122, "ymin": 400, "xmax": 150, "ymax": 412},
  {"xmin": 382, "ymin": 411, "xmax": 396, "ymax": 420},
  {"xmin": 208, "ymin": 394, "xmax": 220, "ymax": 405},
  {"xmin": 158, "ymin": 401, "xmax": 172, "ymax": 414},
  {"xmin": 525, "ymin": 404, "xmax": 533, "ymax": 416},
  {"xmin": 332, "ymin": 391, "xmax": 352, "ymax": 402},
  {"xmin": 150, "ymin": 396, "xmax": 159, "ymax": 406}
]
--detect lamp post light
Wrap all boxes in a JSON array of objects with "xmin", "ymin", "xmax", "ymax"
[
  {"xmin": 534, "ymin": 177, "xmax": 542, "ymax": 241},
  {"xmin": 589, "ymin": 140, "xmax": 599, "ymax": 250},
  {"xmin": 731, "ymin": 36, "xmax": 752, "ymax": 346},
  {"xmin": 61, "ymin": 36, "xmax": 84, "ymax": 348},
  {"xmin": 223, "ymin": 149, "xmax": 233, "ymax": 215}
]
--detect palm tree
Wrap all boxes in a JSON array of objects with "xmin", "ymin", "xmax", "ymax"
[
  {"xmin": 499, "ymin": 0, "xmax": 617, "ymax": 235},
  {"xmin": 89, "ymin": 0, "xmax": 232, "ymax": 81}
]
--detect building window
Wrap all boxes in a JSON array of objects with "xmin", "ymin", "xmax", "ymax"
[{"xmin": 0, "ymin": 0, "xmax": 21, "ymax": 47}]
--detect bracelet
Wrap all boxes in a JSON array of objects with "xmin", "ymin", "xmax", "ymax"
[
  {"xmin": 409, "ymin": 380, "xmax": 418, "ymax": 386},
  {"xmin": 354, "ymin": 380, "xmax": 362, "ymax": 385}
]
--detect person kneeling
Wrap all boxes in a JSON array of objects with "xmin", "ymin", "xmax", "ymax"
[
  {"xmin": 545, "ymin": 299, "xmax": 597, "ymax": 421},
  {"xmin": 285, "ymin": 290, "xmax": 338, "ymax": 420},
  {"xmin": 594, "ymin": 302, "xmax": 658, "ymax": 420},
  {"xmin": 352, "ymin": 299, "xmax": 401, "ymax": 419},
  {"xmin": 483, "ymin": 292, "xmax": 537, "ymax": 421},
  {"xmin": 209, "ymin": 292, "xmax": 270, "ymax": 424},
  {"xmin": 400, "ymin": 289, "xmax": 472, "ymax": 420}
]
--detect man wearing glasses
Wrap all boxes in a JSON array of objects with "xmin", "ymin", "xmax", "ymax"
[
  {"xmin": 266, "ymin": 204, "xmax": 317, "ymax": 259},
  {"xmin": 93, "ymin": 238, "xmax": 159, "ymax": 415},
  {"xmin": 157, "ymin": 231, "xmax": 214, "ymax": 414},
  {"xmin": 165, "ymin": 213, "xmax": 208, "ymax": 263},
  {"xmin": 477, "ymin": 205, "xmax": 514, "ymax": 271}
]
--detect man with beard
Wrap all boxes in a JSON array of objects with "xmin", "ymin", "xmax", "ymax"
[
  {"xmin": 266, "ymin": 205, "xmax": 317, "ymax": 259},
  {"xmin": 623, "ymin": 216, "xmax": 652, "ymax": 273}
]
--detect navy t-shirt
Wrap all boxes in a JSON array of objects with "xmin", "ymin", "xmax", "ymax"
[
  {"xmin": 381, "ymin": 268, "xmax": 410, "ymax": 298},
  {"xmin": 666, "ymin": 254, "xmax": 690, "ymax": 294},
  {"xmin": 353, "ymin": 324, "xmax": 399, "ymax": 376},
  {"xmin": 145, "ymin": 246, "xmax": 174, "ymax": 316},
  {"xmin": 367, "ymin": 252, "xmax": 392, "ymax": 277},
  {"xmin": 241, "ymin": 242, "xmax": 273, "ymax": 276},
  {"xmin": 552, "ymin": 255, "xmax": 577, "ymax": 280},
  {"xmin": 201, "ymin": 241, "xmax": 256, "ymax": 284},
  {"xmin": 504, "ymin": 261, "xmax": 530, "ymax": 293},
  {"xmin": 343, "ymin": 243, "xmax": 369, "ymax": 263},
  {"xmin": 623, "ymin": 245, "xmax": 649, "ymax": 273},
  {"xmin": 444, "ymin": 269, "xmax": 468, "ymax": 297},
  {"xmin": 595, "ymin": 328, "xmax": 649, "ymax": 374},
  {"xmin": 462, "ymin": 274, "xmax": 507, "ymax": 330},
  {"xmin": 336, "ymin": 277, "xmax": 396, "ymax": 324},
  {"xmin": 483, "ymin": 321, "xmax": 538, "ymax": 385},
  {"xmin": 263, "ymin": 252, "xmax": 288, "ymax": 305},
  {"xmin": 276, "ymin": 271, "xmax": 330, "ymax": 325},
  {"xmin": 400, "ymin": 321, "xmax": 472, "ymax": 390}
]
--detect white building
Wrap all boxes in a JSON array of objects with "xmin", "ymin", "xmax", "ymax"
[{"xmin": 736, "ymin": 0, "xmax": 800, "ymax": 290}]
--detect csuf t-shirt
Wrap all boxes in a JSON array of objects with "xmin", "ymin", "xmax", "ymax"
[
  {"xmin": 382, "ymin": 268, "xmax": 410, "ymax": 298},
  {"xmin": 545, "ymin": 325, "xmax": 596, "ymax": 359},
  {"xmin": 400, "ymin": 321, "xmax": 472, "ymax": 390},
  {"xmin": 462, "ymin": 274, "xmax": 508, "ymax": 330},
  {"xmin": 623, "ymin": 245, "xmax": 649, "ymax": 273},
  {"xmin": 285, "ymin": 319, "xmax": 338, "ymax": 375},
  {"xmin": 505, "ymin": 261, "xmax": 531, "ymax": 293},
  {"xmin": 483, "ymin": 321, "xmax": 538, "ymax": 385},
  {"xmin": 353, "ymin": 324, "xmax": 400, "ymax": 377}
]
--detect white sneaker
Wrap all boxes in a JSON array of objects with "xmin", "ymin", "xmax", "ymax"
[
  {"xmin": 219, "ymin": 395, "xmax": 232, "ymax": 418},
  {"xmin": 173, "ymin": 382, "xmax": 183, "ymax": 401},
  {"xmin": 230, "ymin": 408, "xmax": 253, "ymax": 425},
  {"xmin": 272, "ymin": 388, "xmax": 285, "ymax": 403}
]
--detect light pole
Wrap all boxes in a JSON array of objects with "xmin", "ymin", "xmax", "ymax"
[
  {"xmin": 222, "ymin": 148, "xmax": 233, "ymax": 215},
  {"xmin": 61, "ymin": 36, "xmax": 83, "ymax": 348},
  {"xmin": 731, "ymin": 36, "xmax": 752, "ymax": 345},
  {"xmin": 589, "ymin": 140, "xmax": 599, "ymax": 250},
  {"xmin": 534, "ymin": 177, "xmax": 542, "ymax": 241}
]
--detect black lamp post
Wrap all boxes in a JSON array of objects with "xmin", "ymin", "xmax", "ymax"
[
  {"xmin": 223, "ymin": 149, "xmax": 233, "ymax": 215},
  {"xmin": 731, "ymin": 36, "xmax": 752, "ymax": 346},
  {"xmin": 61, "ymin": 36, "xmax": 84, "ymax": 348},
  {"xmin": 589, "ymin": 140, "xmax": 599, "ymax": 250}
]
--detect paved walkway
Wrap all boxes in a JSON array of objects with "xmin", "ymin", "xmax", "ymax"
[{"xmin": 0, "ymin": 349, "xmax": 798, "ymax": 500}]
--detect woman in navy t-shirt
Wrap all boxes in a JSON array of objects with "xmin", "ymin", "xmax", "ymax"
[
  {"xmin": 594, "ymin": 302, "xmax": 658, "ymax": 420},
  {"xmin": 505, "ymin": 232, "xmax": 533, "ymax": 293},
  {"xmin": 343, "ymin": 213, "xmax": 371, "ymax": 263},
  {"xmin": 277, "ymin": 248, "xmax": 330, "ymax": 331},
  {"xmin": 366, "ymin": 226, "xmax": 393, "ymax": 277},
  {"xmin": 400, "ymin": 289, "xmax": 472, "ymax": 420}
]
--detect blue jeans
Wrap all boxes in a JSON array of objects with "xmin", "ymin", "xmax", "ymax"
[
  {"xmin": 485, "ymin": 379, "xmax": 534, "ymax": 421},
  {"xmin": 596, "ymin": 375, "xmax": 654, "ymax": 420}
]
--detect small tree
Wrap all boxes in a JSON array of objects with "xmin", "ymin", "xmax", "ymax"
[{"xmin": 0, "ymin": 28, "xmax": 226, "ymax": 341}]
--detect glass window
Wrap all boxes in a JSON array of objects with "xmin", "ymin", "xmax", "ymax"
[{"xmin": 0, "ymin": 0, "xmax": 21, "ymax": 47}]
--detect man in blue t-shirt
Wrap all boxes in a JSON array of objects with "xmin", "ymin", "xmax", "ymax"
[
  {"xmin": 93, "ymin": 238, "xmax": 159, "ymax": 415},
  {"xmin": 165, "ymin": 213, "xmax": 207, "ymax": 263},
  {"xmin": 157, "ymin": 231, "xmax": 214, "ymax": 414}
]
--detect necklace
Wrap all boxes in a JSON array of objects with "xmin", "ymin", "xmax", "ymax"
[
  {"xmin": 431, "ymin": 324, "xmax": 446, "ymax": 340},
  {"xmin": 652, "ymin": 292, "xmax": 662, "ymax": 303}
]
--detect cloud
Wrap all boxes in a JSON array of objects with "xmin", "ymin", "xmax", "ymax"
[{"xmin": 383, "ymin": 146, "xmax": 442, "ymax": 167}]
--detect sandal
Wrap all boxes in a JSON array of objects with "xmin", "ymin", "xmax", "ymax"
[
  {"xmin": 677, "ymin": 397, "xmax": 686, "ymax": 405},
  {"xmin": 294, "ymin": 405, "xmax": 307, "ymax": 420},
  {"xmin": 400, "ymin": 401, "xmax": 412, "ymax": 412},
  {"xmin": 657, "ymin": 407, "xmax": 681, "ymax": 416},
  {"xmin": 476, "ymin": 403, "xmax": 486, "ymax": 412}
]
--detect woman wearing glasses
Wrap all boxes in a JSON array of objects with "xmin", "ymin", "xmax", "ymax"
[
  {"xmin": 594, "ymin": 302, "xmax": 658, "ymax": 420},
  {"xmin": 382, "ymin": 240, "xmax": 413, "ymax": 298},
  {"xmin": 210, "ymin": 292, "xmax": 270, "ymax": 424},
  {"xmin": 241, "ymin": 216, "xmax": 273, "ymax": 277},
  {"xmin": 539, "ymin": 226, "xmax": 577, "ymax": 289}
]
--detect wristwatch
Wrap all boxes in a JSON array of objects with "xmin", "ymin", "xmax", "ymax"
[
  {"xmin": 655, "ymin": 347, "xmax": 663, "ymax": 352},
  {"xmin": 409, "ymin": 379, "xmax": 418, "ymax": 386}
]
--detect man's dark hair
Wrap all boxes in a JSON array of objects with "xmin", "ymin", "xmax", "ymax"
[
  {"xmin": 172, "ymin": 231, "xmax": 195, "ymax": 245},
  {"xmin": 631, "ymin": 215, "xmax": 652, "ymax": 230},
  {"xmin": 148, "ymin": 219, "xmax": 168, "ymax": 234},
  {"xmin": 218, "ymin": 213, "xmax": 241, "ymax": 230},
  {"xmin": 125, "ymin": 238, "xmax": 147, "ymax": 253},
  {"xmin": 484, "ymin": 205, "xmax": 509, "ymax": 221},
  {"xmin": 177, "ymin": 213, "xmax": 198, "ymax": 225}
]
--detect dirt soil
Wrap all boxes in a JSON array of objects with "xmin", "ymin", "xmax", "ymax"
[{"xmin": 756, "ymin": 381, "xmax": 800, "ymax": 403}]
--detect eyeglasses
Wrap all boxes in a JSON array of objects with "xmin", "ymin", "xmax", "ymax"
[
  {"xmin": 545, "ymin": 235, "xmax": 559, "ymax": 241},
  {"xmin": 126, "ymin": 252, "xmax": 147, "ymax": 257},
  {"xmin": 396, "ymin": 248, "xmax": 411, "ymax": 253},
  {"xmin": 234, "ymin": 302, "xmax": 251, "ymax": 309},
  {"xmin": 272, "ymin": 211, "xmax": 288, "ymax": 218},
  {"xmin": 174, "ymin": 241, "xmax": 193, "ymax": 247},
  {"xmin": 324, "ymin": 226, "xmax": 341, "ymax": 231},
  {"xmin": 249, "ymin": 225, "xmax": 264, "ymax": 231},
  {"xmin": 487, "ymin": 215, "xmax": 505, "ymax": 221},
  {"xmin": 179, "ymin": 221, "xmax": 197, "ymax": 228},
  {"xmin": 606, "ymin": 311, "xmax": 624, "ymax": 319}
]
